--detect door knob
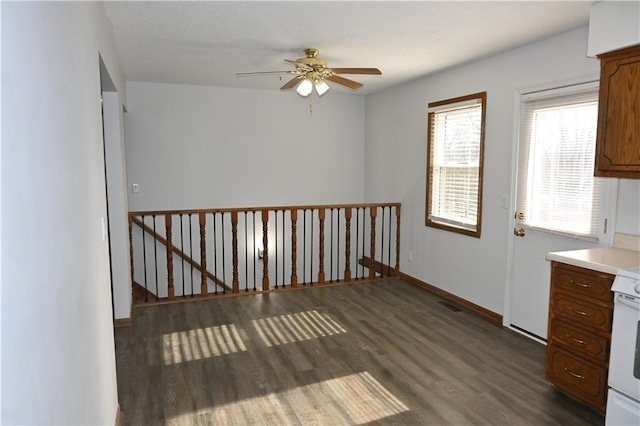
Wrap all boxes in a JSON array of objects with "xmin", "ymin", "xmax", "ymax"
[{"xmin": 514, "ymin": 228, "xmax": 526, "ymax": 237}]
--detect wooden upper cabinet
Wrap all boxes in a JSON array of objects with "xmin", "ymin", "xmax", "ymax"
[{"xmin": 595, "ymin": 45, "xmax": 640, "ymax": 178}]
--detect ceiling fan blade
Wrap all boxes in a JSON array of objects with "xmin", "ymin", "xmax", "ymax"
[
  {"xmin": 331, "ymin": 68, "xmax": 382, "ymax": 75},
  {"xmin": 236, "ymin": 71, "xmax": 294, "ymax": 77},
  {"xmin": 280, "ymin": 76, "xmax": 304, "ymax": 90},
  {"xmin": 285, "ymin": 59, "xmax": 312, "ymax": 70},
  {"xmin": 326, "ymin": 74, "xmax": 363, "ymax": 89}
]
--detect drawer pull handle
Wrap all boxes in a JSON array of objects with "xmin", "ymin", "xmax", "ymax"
[
  {"xmin": 569, "ymin": 307, "xmax": 590, "ymax": 316},
  {"xmin": 563, "ymin": 368, "xmax": 584, "ymax": 380},
  {"xmin": 566, "ymin": 335, "xmax": 586, "ymax": 345},
  {"xmin": 570, "ymin": 280, "xmax": 591, "ymax": 289}
]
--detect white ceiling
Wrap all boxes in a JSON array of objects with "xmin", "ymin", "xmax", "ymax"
[{"xmin": 104, "ymin": 1, "xmax": 593, "ymax": 96}]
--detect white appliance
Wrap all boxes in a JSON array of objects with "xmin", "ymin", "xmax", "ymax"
[{"xmin": 606, "ymin": 266, "xmax": 640, "ymax": 426}]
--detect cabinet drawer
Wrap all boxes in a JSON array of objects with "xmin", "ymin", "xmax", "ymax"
[
  {"xmin": 551, "ymin": 293, "xmax": 613, "ymax": 333},
  {"xmin": 553, "ymin": 264, "xmax": 613, "ymax": 303},
  {"xmin": 546, "ymin": 344, "xmax": 607, "ymax": 412},
  {"xmin": 549, "ymin": 319, "xmax": 609, "ymax": 363}
]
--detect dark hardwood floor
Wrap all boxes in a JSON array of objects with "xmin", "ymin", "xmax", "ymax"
[{"xmin": 115, "ymin": 279, "xmax": 604, "ymax": 425}]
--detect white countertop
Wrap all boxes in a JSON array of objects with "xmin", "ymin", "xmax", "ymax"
[{"xmin": 547, "ymin": 247, "xmax": 640, "ymax": 275}]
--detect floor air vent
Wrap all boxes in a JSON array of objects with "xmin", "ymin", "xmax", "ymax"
[{"xmin": 437, "ymin": 300, "xmax": 462, "ymax": 312}]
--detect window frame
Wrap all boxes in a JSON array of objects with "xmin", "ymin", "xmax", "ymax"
[{"xmin": 425, "ymin": 92, "xmax": 487, "ymax": 238}]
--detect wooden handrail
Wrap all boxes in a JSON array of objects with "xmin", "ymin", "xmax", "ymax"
[
  {"xmin": 129, "ymin": 202, "xmax": 401, "ymax": 217},
  {"xmin": 131, "ymin": 216, "xmax": 232, "ymax": 292}
]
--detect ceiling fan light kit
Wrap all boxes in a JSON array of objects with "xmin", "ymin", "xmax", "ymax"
[
  {"xmin": 314, "ymin": 79, "xmax": 330, "ymax": 96},
  {"xmin": 236, "ymin": 48, "xmax": 381, "ymax": 98},
  {"xmin": 296, "ymin": 78, "xmax": 314, "ymax": 96}
]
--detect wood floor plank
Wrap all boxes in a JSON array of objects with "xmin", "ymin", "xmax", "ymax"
[{"xmin": 115, "ymin": 279, "xmax": 604, "ymax": 425}]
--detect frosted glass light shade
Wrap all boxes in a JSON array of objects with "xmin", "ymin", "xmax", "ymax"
[
  {"xmin": 296, "ymin": 79, "xmax": 313, "ymax": 96},
  {"xmin": 315, "ymin": 80, "xmax": 330, "ymax": 96}
]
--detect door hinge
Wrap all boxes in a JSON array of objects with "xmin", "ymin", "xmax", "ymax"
[{"xmin": 604, "ymin": 218, "xmax": 608, "ymax": 234}]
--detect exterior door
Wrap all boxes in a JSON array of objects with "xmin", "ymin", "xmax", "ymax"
[{"xmin": 509, "ymin": 81, "xmax": 615, "ymax": 340}]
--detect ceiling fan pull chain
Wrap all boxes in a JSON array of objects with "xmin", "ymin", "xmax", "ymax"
[{"xmin": 309, "ymin": 96, "xmax": 313, "ymax": 116}]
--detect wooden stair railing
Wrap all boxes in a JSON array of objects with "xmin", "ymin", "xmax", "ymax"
[
  {"xmin": 131, "ymin": 216, "xmax": 233, "ymax": 295},
  {"xmin": 129, "ymin": 203, "xmax": 401, "ymax": 306}
]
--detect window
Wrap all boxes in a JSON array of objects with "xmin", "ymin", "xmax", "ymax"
[
  {"xmin": 426, "ymin": 92, "xmax": 486, "ymax": 237},
  {"xmin": 517, "ymin": 83, "xmax": 602, "ymax": 239}
]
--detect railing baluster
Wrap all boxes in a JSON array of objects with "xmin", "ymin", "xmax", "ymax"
[
  {"xmin": 369, "ymin": 207, "xmax": 377, "ymax": 279},
  {"xmin": 152, "ymin": 215, "xmax": 158, "ymax": 300},
  {"xmin": 275, "ymin": 210, "xmax": 279, "ymax": 289},
  {"xmin": 387, "ymin": 206, "xmax": 392, "ymax": 277},
  {"xmin": 318, "ymin": 208, "xmax": 325, "ymax": 284},
  {"xmin": 262, "ymin": 209, "xmax": 269, "ymax": 291},
  {"xmin": 213, "ymin": 213, "xmax": 219, "ymax": 295},
  {"xmin": 252, "ymin": 211, "xmax": 257, "ymax": 291},
  {"xmin": 355, "ymin": 208, "xmax": 359, "ymax": 280},
  {"xmin": 189, "ymin": 213, "xmax": 194, "ymax": 296},
  {"xmin": 282, "ymin": 210, "xmax": 286, "ymax": 288},
  {"xmin": 141, "ymin": 215, "xmax": 148, "ymax": 302},
  {"xmin": 303, "ymin": 209, "xmax": 307, "ymax": 285},
  {"xmin": 380, "ymin": 208, "xmax": 385, "ymax": 277},
  {"xmin": 129, "ymin": 216, "xmax": 135, "ymax": 302},
  {"xmin": 330, "ymin": 208, "xmax": 334, "ymax": 283},
  {"xmin": 290, "ymin": 209, "xmax": 298, "ymax": 288},
  {"xmin": 336, "ymin": 209, "xmax": 340, "ymax": 282},
  {"xmin": 395, "ymin": 205, "xmax": 401, "ymax": 276},
  {"xmin": 199, "ymin": 212, "xmax": 207, "ymax": 296},
  {"xmin": 166, "ymin": 214, "xmax": 174, "ymax": 299},
  {"xmin": 344, "ymin": 207, "xmax": 352, "ymax": 282},
  {"xmin": 222, "ymin": 213, "xmax": 226, "ymax": 293},
  {"xmin": 231, "ymin": 211, "xmax": 239, "ymax": 294},
  {"xmin": 361, "ymin": 208, "xmax": 366, "ymax": 278},
  {"xmin": 180, "ymin": 214, "xmax": 185, "ymax": 297},
  {"xmin": 244, "ymin": 212, "xmax": 248, "ymax": 292}
]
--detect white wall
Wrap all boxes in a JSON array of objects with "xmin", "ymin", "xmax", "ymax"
[
  {"xmin": 364, "ymin": 26, "xmax": 640, "ymax": 316},
  {"xmin": 617, "ymin": 179, "xmax": 640, "ymax": 236},
  {"xmin": 588, "ymin": 0, "xmax": 640, "ymax": 56},
  {"xmin": 2, "ymin": 2, "xmax": 125, "ymax": 424},
  {"xmin": 124, "ymin": 82, "xmax": 366, "ymax": 212}
]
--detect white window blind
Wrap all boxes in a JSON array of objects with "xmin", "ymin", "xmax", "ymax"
[
  {"xmin": 427, "ymin": 97, "xmax": 484, "ymax": 234},
  {"xmin": 517, "ymin": 84, "xmax": 602, "ymax": 239}
]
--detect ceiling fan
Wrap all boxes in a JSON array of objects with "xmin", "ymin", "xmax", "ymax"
[{"xmin": 236, "ymin": 48, "xmax": 382, "ymax": 97}]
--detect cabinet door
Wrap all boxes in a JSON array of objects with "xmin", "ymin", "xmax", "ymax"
[{"xmin": 595, "ymin": 45, "xmax": 640, "ymax": 177}]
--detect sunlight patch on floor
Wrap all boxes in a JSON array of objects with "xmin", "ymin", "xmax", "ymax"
[
  {"xmin": 252, "ymin": 309, "xmax": 347, "ymax": 347},
  {"xmin": 163, "ymin": 324, "xmax": 247, "ymax": 365},
  {"xmin": 166, "ymin": 371, "xmax": 409, "ymax": 425}
]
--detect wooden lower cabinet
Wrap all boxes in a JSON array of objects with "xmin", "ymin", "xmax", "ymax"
[{"xmin": 545, "ymin": 262, "xmax": 614, "ymax": 413}]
